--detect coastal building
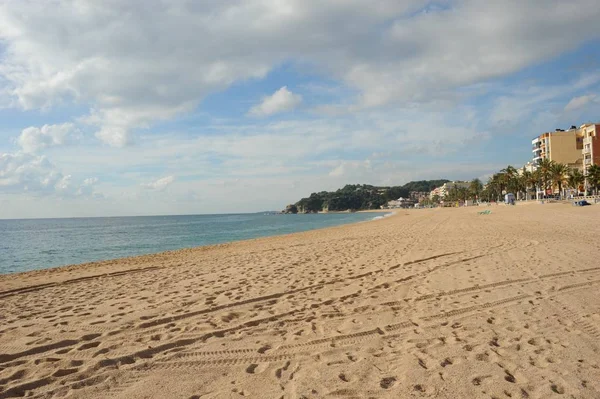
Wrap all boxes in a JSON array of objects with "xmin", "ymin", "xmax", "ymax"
[
  {"xmin": 384, "ymin": 197, "xmax": 416, "ymax": 209},
  {"xmin": 581, "ymin": 123, "xmax": 600, "ymax": 170},
  {"xmin": 581, "ymin": 123, "xmax": 600, "ymax": 193},
  {"xmin": 429, "ymin": 187, "xmax": 443, "ymax": 199},
  {"xmin": 409, "ymin": 191, "xmax": 429, "ymax": 201},
  {"xmin": 438, "ymin": 181, "xmax": 470, "ymax": 198},
  {"xmin": 518, "ymin": 162, "xmax": 536, "ymax": 175},
  {"xmin": 429, "ymin": 181, "xmax": 469, "ymax": 199},
  {"xmin": 531, "ymin": 127, "xmax": 583, "ymax": 170}
]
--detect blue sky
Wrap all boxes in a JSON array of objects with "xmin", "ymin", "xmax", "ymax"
[{"xmin": 1, "ymin": 0, "xmax": 600, "ymax": 218}]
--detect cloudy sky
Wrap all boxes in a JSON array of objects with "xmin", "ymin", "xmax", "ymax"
[{"xmin": 1, "ymin": 0, "xmax": 600, "ymax": 218}]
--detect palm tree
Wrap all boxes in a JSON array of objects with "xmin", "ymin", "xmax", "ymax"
[
  {"xmin": 494, "ymin": 172, "xmax": 507, "ymax": 199},
  {"xmin": 501, "ymin": 165, "xmax": 518, "ymax": 177},
  {"xmin": 501, "ymin": 165, "xmax": 519, "ymax": 194},
  {"xmin": 457, "ymin": 187, "xmax": 469, "ymax": 202},
  {"xmin": 469, "ymin": 178, "xmax": 483, "ymax": 202},
  {"xmin": 487, "ymin": 173, "xmax": 506, "ymax": 201},
  {"xmin": 514, "ymin": 172, "xmax": 528, "ymax": 200},
  {"xmin": 587, "ymin": 164, "xmax": 600, "ymax": 195},
  {"xmin": 485, "ymin": 175, "xmax": 503, "ymax": 202},
  {"xmin": 522, "ymin": 169, "xmax": 541, "ymax": 200},
  {"xmin": 566, "ymin": 168, "xmax": 584, "ymax": 197},
  {"xmin": 520, "ymin": 170, "xmax": 536, "ymax": 200},
  {"xmin": 549, "ymin": 162, "xmax": 569, "ymax": 198},
  {"xmin": 537, "ymin": 158, "xmax": 554, "ymax": 196}
]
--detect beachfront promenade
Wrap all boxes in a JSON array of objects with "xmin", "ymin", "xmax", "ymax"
[{"xmin": 1, "ymin": 204, "xmax": 599, "ymax": 398}]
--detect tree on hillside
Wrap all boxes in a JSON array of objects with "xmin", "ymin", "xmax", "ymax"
[
  {"xmin": 291, "ymin": 180, "xmax": 454, "ymax": 212},
  {"xmin": 284, "ymin": 204, "xmax": 298, "ymax": 214},
  {"xmin": 402, "ymin": 180, "xmax": 450, "ymax": 193},
  {"xmin": 303, "ymin": 193, "xmax": 324, "ymax": 213},
  {"xmin": 386, "ymin": 186, "xmax": 410, "ymax": 201}
]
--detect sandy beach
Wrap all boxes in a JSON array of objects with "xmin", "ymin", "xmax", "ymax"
[{"xmin": 1, "ymin": 203, "xmax": 599, "ymax": 398}]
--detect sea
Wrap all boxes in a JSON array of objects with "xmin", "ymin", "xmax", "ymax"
[{"xmin": 0, "ymin": 212, "xmax": 389, "ymax": 275}]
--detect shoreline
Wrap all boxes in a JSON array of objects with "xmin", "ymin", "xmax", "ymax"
[
  {"xmin": 2, "ymin": 204, "xmax": 599, "ymax": 398},
  {"xmin": 0, "ymin": 211, "xmax": 395, "ymax": 289}
]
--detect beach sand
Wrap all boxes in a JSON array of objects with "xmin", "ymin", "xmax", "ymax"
[{"xmin": 1, "ymin": 203, "xmax": 599, "ymax": 398}]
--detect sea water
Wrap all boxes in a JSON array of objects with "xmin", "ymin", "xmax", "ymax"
[{"xmin": 0, "ymin": 212, "xmax": 388, "ymax": 274}]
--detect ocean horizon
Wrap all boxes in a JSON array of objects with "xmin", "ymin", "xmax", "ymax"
[{"xmin": 0, "ymin": 212, "xmax": 389, "ymax": 275}]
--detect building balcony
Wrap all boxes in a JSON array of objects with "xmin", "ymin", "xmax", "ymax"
[{"xmin": 585, "ymin": 158, "xmax": 592, "ymax": 165}]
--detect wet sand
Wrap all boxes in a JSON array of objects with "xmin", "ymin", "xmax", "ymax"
[{"xmin": 1, "ymin": 203, "xmax": 599, "ymax": 398}]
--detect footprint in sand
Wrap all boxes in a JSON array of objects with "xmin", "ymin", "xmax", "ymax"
[
  {"xmin": 414, "ymin": 384, "xmax": 426, "ymax": 392},
  {"xmin": 245, "ymin": 363, "xmax": 268, "ymax": 374},
  {"xmin": 78, "ymin": 341, "xmax": 101, "ymax": 351},
  {"xmin": 52, "ymin": 368, "xmax": 79, "ymax": 377},
  {"xmin": 550, "ymin": 383, "xmax": 565, "ymax": 394},
  {"xmin": 471, "ymin": 375, "xmax": 492, "ymax": 386},
  {"xmin": 380, "ymin": 377, "xmax": 396, "ymax": 389},
  {"xmin": 504, "ymin": 370, "xmax": 516, "ymax": 383}
]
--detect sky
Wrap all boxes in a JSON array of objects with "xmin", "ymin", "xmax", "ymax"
[{"xmin": 1, "ymin": 0, "xmax": 600, "ymax": 218}]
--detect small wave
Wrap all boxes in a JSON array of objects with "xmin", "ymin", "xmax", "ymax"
[{"xmin": 372, "ymin": 212, "xmax": 394, "ymax": 221}]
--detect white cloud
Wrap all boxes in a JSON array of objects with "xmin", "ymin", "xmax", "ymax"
[
  {"xmin": 0, "ymin": 151, "xmax": 98, "ymax": 197},
  {"xmin": 77, "ymin": 176, "xmax": 99, "ymax": 196},
  {"xmin": 328, "ymin": 160, "xmax": 372, "ymax": 178},
  {"xmin": 1, "ymin": 0, "xmax": 599, "ymax": 140},
  {"xmin": 564, "ymin": 94, "xmax": 597, "ymax": 111},
  {"xmin": 249, "ymin": 86, "xmax": 302, "ymax": 117},
  {"xmin": 54, "ymin": 175, "xmax": 72, "ymax": 191},
  {"xmin": 95, "ymin": 126, "xmax": 132, "ymax": 147},
  {"xmin": 17, "ymin": 123, "xmax": 78, "ymax": 153},
  {"xmin": 83, "ymin": 177, "xmax": 98, "ymax": 185},
  {"xmin": 0, "ymin": 152, "xmax": 57, "ymax": 191},
  {"xmin": 47, "ymin": 107, "xmax": 490, "ymax": 193},
  {"xmin": 324, "ymin": 158, "xmax": 506, "ymax": 188},
  {"xmin": 142, "ymin": 175, "xmax": 175, "ymax": 190},
  {"xmin": 489, "ymin": 72, "xmax": 600, "ymax": 130}
]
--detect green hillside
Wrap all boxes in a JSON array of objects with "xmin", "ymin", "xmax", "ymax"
[{"xmin": 289, "ymin": 180, "xmax": 449, "ymax": 213}]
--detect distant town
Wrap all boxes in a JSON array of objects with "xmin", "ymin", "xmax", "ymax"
[
  {"xmin": 387, "ymin": 122, "xmax": 600, "ymax": 209},
  {"xmin": 287, "ymin": 123, "xmax": 600, "ymax": 212}
]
